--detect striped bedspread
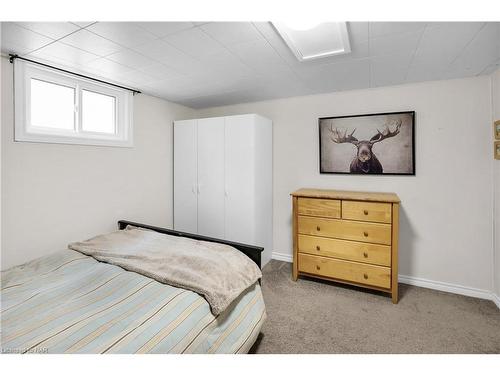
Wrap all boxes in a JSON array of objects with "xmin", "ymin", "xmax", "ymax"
[{"xmin": 1, "ymin": 250, "xmax": 266, "ymax": 354}]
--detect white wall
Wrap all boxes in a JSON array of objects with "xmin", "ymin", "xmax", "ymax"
[
  {"xmin": 198, "ymin": 76, "xmax": 495, "ymax": 293},
  {"xmin": 492, "ymin": 68, "xmax": 500, "ymax": 299},
  {"xmin": 1, "ymin": 56, "xmax": 196, "ymax": 269}
]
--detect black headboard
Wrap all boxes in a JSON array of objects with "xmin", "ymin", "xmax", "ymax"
[{"xmin": 117, "ymin": 220, "xmax": 264, "ymax": 269}]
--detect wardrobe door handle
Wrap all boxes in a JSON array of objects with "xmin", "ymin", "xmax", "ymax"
[
  {"xmin": 316, "ymin": 245, "xmax": 320, "ymax": 251},
  {"xmin": 364, "ymin": 210, "xmax": 369, "ymax": 215},
  {"xmin": 316, "ymin": 226, "xmax": 321, "ymax": 231},
  {"xmin": 363, "ymin": 252, "xmax": 368, "ymax": 258},
  {"xmin": 363, "ymin": 231, "xmax": 368, "ymax": 237},
  {"xmin": 316, "ymin": 265, "xmax": 321, "ymax": 271},
  {"xmin": 363, "ymin": 273, "xmax": 368, "ymax": 280}
]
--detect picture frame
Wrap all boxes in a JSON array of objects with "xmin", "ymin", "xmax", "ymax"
[
  {"xmin": 495, "ymin": 141, "xmax": 500, "ymax": 160},
  {"xmin": 319, "ymin": 111, "xmax": 415, "ymax": 175},
  {"xmin": 494, "ymin": 120, "xmax": 500, "ymax": 140}
]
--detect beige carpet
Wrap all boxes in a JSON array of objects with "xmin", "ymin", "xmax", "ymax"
[{"xmin": 250, "ymin": 260, "xmax": 500, "ymax": 354}]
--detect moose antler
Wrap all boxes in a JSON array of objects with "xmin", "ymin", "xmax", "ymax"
[
  {"xmin": 370, "ymin": 119, "xmax": 402, "ymax": 144},
  {"xmin": 329, "ymin": 125, "xmax": 359, "ymax": 145}
]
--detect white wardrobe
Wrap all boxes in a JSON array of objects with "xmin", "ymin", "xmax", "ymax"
[{"xmin": 173, "ymin": 114, "xmax": 273, "ymax": 266}]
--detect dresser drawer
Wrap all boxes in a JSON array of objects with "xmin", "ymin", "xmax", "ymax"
[
  {"xmin": 298, "ymin": 253, "xmax": 391, "ymax": 289},
  {"xmin": 298, "ymin": 234, "xmax": 391, "ymax": 266},
  {"xmin": 342, "ymin": 200, "xmax": 392, "ymax": 223},
  {"xmin": 298, "ymin": 216, "xmax": 392, "ymax": 245},
  {"xmin": 298, "ymin": 197, "xmax": 340, "ymax": 218}
]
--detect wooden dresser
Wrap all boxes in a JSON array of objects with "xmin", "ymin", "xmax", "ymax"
[{"xmin": 291, "ymin": 188, "xmax": 400, "ymax": 303}]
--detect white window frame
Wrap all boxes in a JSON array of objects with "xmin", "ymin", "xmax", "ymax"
[{"xmin": 14, "ymin": 60, "xmax": 133, "ymax": 147}]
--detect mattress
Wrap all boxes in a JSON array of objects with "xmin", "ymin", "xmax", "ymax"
[{"xmin": 1, "ymin": 250, "xmax": 266, "ymax": 354}]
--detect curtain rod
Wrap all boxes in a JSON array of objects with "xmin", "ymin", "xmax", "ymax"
[{"xmin": 9, "ymin": 54, "xmax": 141, "ymax": 95}]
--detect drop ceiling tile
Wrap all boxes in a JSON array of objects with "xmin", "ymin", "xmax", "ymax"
[
  {"xmin": 188, "ymin": 73, "xmax": 247, "ymax": 95},
  {"xmin": 60, "ymin": 29, "xmax": 123, "ymax": 57},
  {"xmin": 178, "ymin": 90, "xmax": 259, "ymax": 109},
  {"xmin": 296, "ymin": 58, "xmax": 370, "ymax": 92},
  {"xmin": 252, "ymin": 70, "xmax": 312, "ymax": 99},
  {"xmin": 16, "ymin": 22, "xmax": 80, "ymax": 40},
  {"xmin": 85, "ymin": 57, "xmax": 135, "ymax": 76},
  {"xmin": 148, "ymin": 75, "xmax": 201, "ymax": 92},
  {"xmin": 425, "ymin": 21, "xmax": 480, "ymax": 30},
  {"xmin": 138, "ymin": 62, "xmax": 183, "ymax": 80},
  {"xmin": 405, "ymin": 61, "xmax": 445, "ymax": 83},
  {"xmin": 131, "ymin": 38, "xmax": 208, "ymax": 74},
  {"xmin": 28, "ymin": 41, "xmax": 100, "ymax": 66},
  {"xmin": 180, "ymin": 85, "xmax": 297, "ymax": 109},
  {"xmin": 444, "ymin": 23, "xmax": 500, "ymax": 78},
  {"xmin": 200, "ymin": 22, "xmax": 264, "ymax": 46},
  {"xmin": 369, "ymin": 30, "xmax": 424, "ymax": 57},
  {"xmin": 370, "ymin": 53, "xmax": 413, "ymax": 87},
  {"xmin": 131, "ymin": 38, "xmax": 183, "ymax": 60},
  {"xmin": 135, "ymin": 22, "xmax": 194, "ymax": 37},
  {"xmin": 369, "ymin": 22, "xmax": 427, "ymax": 38},
  {"xmin": 227, "ymin": 38, "xmax": 289, "ymax": 73},
  {"xmin": 196, "ymin": 48, "xmax": 254, "ymax": 76},
  {"xmin": 70, "ymin": 22, "xmax": 96, "ymax": 28},
  {"xmin": 411, "ymin": 22, "xmax": 485, "ymax": 68},
  {"xmin": 161, "ymin": 56, "xmax": 208, "ymax": 76},
  {"xmin": 255, "ymin": 85, "xmax": 313, "ymax": 103},
  {"xmin": 86, "ymin": 22, "xmax": 158, "ymax": 48},
  {"xmin": 1, "ymin": 22, "xmax": 53, "ymax": 54},
  {"xmin": 163, "ymin": 27, "xmax": 226, "ymax": 58},
  {"xmin": 106, "ymin": 49, "xmax": 155, "ymax": 69},
  {"xmin": 115, "ymin": 69, "xmax": 156, "ymax": 86},
  {"xmin": 212, "ymin": 75, "xmax": 262, "ymax": 94},
  {"xmin": 143, "ymin": 85, "xmax": 184, "ymax": 101},
  {"xmin": 148, "ymin": 75, "xmax": 227, "ymax": 99}
]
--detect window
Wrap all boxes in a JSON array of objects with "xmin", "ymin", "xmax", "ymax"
[{"xmin": 14, "ymin": 60, "xmax": 133, "ymax": 147}]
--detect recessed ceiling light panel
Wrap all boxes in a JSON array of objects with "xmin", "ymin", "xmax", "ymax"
[{"xmin": 272, "ymin": 22, "xmax": 351, "ymax": 61}]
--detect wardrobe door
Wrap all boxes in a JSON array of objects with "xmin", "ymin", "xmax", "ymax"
[
  {"xmin": 224, "ymin": 115, "xmax": 255, "ymax": 244},
  {"xmin": 197, "ymin": 117, "xmax": 225, "ymax": 238},
  {"xmin": 173, "ymin": 120, "xmax": 198, "ymax": 233}
]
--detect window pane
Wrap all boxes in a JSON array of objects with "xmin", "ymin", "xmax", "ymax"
[
  {"xmin": 30, "ymin": 79, "xmax": 75, "ymax": 130},
  {"xmin": 81, "ymin": 90, "xmax": 116, "ymax": 134}
]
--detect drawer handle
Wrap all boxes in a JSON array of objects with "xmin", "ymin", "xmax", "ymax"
[
  {"xmin": 316, "ymin": 226, "xmax": 321, "ymax": 231},
  {"xmin": 316, "ymin": 245, "xmax": 320, "ymax": 251},
  {"xmin": 316, "ymin": 265, "xmax": 321, "ymax": 271},
  {"xmin": 363, "ymin": 252, "xmax": 368, "ymax": 258},
  {"xmin": 364, "ymin": 210, "xmax": 369, "ymax": 215},
  {"xmin": 363, "ymin": 273, "xmax": 368, "ymax": 280},
  {"xmin": 363, "ymin": 231, "xmax": 368, "ymax": 237}
]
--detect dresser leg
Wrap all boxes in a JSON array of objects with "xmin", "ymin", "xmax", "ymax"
[
  {"xmin": 391, "ymin": 287, "xmax": 398, "ymax": 304},
  {"xmin": 292, "ymin": 269, "xmax": 298, "ymax": 281}
]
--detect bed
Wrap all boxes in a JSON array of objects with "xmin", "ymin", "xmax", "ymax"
[{"xmin": 1, "ymin": 220, "xmax": 266, "ymax": 354}]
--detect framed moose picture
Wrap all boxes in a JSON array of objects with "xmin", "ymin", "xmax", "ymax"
[{"xmin": 319, "ymin": 111, "xmax": 415, "ymax": 175}]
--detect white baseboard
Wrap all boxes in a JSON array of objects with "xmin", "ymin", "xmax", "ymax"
[
  {"xmin": 272, "ymin": 252, "xmax": 293, "ymax": 263},
  {"xmin": 398, "ymin": 274, "xmax": 494, "ymax": 302},
  {"xmin": 271, "ymin": 252, "xmax": 499, "ymax": 308},
  {"xmin": 492, "ymin": 293, "xmax": 500, "ymax": 309}
]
